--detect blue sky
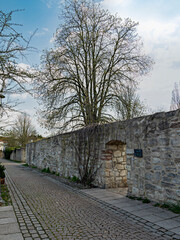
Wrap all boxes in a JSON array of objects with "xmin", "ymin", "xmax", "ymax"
[{"xmin": 1, "ymin": 0, "xmax": 180, "ymax": 135}]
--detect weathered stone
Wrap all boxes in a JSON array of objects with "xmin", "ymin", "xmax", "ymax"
[
  {"xmin": 145, "ymin": 173, "xmax": 152, "ymax": 180},
  {"xmin": 117, "ymin": 157, "xmax": 124, "ymax": 163},
  {"xmin": 120, "ymin": 170, "xmax": 127, "ymax": 177},
  {"xmin": 113, "ymin": 150, "xmax": 121, "ymax": 157},
  {"xmin": 26, "ymin": 108, "xmax": 180, "ymax": 204},
  {"xmin": 116, "ymin": 164, "xmax": 125, "ymax": 170},
  {"xmin": 153, "ymin": 165, "xmax": 162, "ymax": 171},
  {"xmin": 152, "ymin": 158, "xmax": 161, "ymax": 164},
  {"xmin": 126, "ymin": 149, "xmax": 134, "ymax": 155},
  {"xmin": 106, "ymin": 145, "xmax": 118, "ymax": 150}
]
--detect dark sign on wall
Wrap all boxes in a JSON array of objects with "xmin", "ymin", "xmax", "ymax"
[{"xmin": 134, "ymin": 149, "xmax": 143, "ymax": 158}]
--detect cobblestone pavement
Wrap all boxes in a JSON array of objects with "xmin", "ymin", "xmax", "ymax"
[{"xmin": 2, "ymin": 160, "xmax": 174, "ymax": 240}]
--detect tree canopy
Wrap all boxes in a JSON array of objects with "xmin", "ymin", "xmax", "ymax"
[{"xmin": 36, "ymin": 0, "xmax": 153, "ymax": 131}]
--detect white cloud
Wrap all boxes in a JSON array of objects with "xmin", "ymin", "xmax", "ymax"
[
  {"xmin": 100, "ymin": 0, "xmax": 180, "ymax": 111},
  {"xmin": 101, "ymin": 0, "xmax": 132, "ymax": 10},
  {"xmin": 11, "ymin": 93, "xmax": 29, "ymax": 99},
  {"xmin": 43, "ymin": 28, "xmax": 49, "ymax": 32}
]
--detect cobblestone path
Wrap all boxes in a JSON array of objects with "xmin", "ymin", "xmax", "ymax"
[{"xmin": 3, "ymin": 160, "xmax": 170, "ymax": 240}]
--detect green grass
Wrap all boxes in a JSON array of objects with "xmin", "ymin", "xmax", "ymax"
[
  {"xmin": 127, "ymin": 195, "xmax": 151, "ymax": 204},
  {"xmin": 41, "ymin": 167, "xmax": 51, "ymax": 173},
  {"xmin": 154, "ymin": 202, "xmax": 180, "ymax": 214},
  {"xmin": 128, "ymin": 196, "xmax": 136, "ymax": 200},
  {"xmin": 142, "ymin": 198, "xmax": 151, "ymax": 203},
  {"xmin": 23, "ymin": 163, "xmax": 29, "ymax": 167},
  {"xmin": 31, "ymin": 165, "xmax": 37, "ymax": 169},
  {"xmin": 69, "ymin": 176, "xmax": 80, "ymax": 183},
  {"xmin": 0, "ymin": 183, "xmax": 12, "ymax": 206},
  {"xmin": 137, "ymin": 197, "xmax": 143, "ymax": 201}
]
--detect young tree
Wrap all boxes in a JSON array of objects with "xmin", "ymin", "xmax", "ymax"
[
  {"xmin": 0, "ymin": 10, "xmax": 35, "ymax": 116},
  {"xmin": 115, "ymin": 84, "xmax": 146, "ymax": 120},
  {"xmin": 170, "ymin": 82, "xmax": 180, "ymax": 110},
  {"xmin": 71, "ymin": 125, "xmax": 101, "ymax": 185},
  {"xmin": 36, "ymin": 0, "xmax": 153, "ymax": 131}
]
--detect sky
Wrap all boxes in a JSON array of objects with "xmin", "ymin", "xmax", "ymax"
[{"xmin": 1, "ymin": 0, "xmax": 180, "ymax": 136}]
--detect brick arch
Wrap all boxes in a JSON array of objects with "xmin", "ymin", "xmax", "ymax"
[{"xmin": 100, "ymin": 139, "xmax": 127, "ymax": 188}]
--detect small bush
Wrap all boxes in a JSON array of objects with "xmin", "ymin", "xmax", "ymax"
[
  {"xmin": 4, "ymin": 147, "xmax": 15, "ymax": 159},
  {"xmin": 41, "ymin": 167, "xmax": 51, "ymax": 173},
  {"xmin": 137, "ymin": 197, "xmax": 143, "ymax": 201},
  {"xmin": 71, "ymin": 176, "xmax": 80, "ymax": 183},
  {"xmin": 128, "ymin": 196, "xmax": 136, "ymax": 200},
  {"xmin": 142, "ymin": 198, "xmax": 151, "ymax": 203},
  {"xmin": 0, "ymin": 183, "xmax": 12, "ymax": 206},
  {"xmin": 0, "ymin": 163, "xmax": 5, "ymax": 178},
  {"xmin": 23, "ymin": 163, "xmax": 29, "ymax": 167}
]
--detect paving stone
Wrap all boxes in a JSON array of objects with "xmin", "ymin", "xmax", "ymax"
[
  {"xmin": 0, "ymin": 217, "xmax": 16, "ymax": 225},
  {"xmin": 171, "ymin": 227, "xmax": 180, "ymax": 235},
  {"xmin": 0, "ymin": 233, "xmax": 24, "ymax": 240},
  {"xmin": 0, "ymin": 223, "xmax": 20, "ymax": 235},
  {"xmin": 156, "ymin": 219, "xmax": 180, "ymax": 230},
  {"xmin": 1, "ymin": 159, "xmax": 178, "ymax": 240},
  {"xmin": 142, "ymin": 214, "xmax": 165, "ymax": 223},
  {"xmin": 0, "ymin": 206, "xmax": 13, "ymax": 212}
]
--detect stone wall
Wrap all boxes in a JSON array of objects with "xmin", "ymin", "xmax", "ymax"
[
  {"xmin": 10, "ymin": 148, "xmax": 26, "ymax": 162},
  {"xmin": 26, "ymin": 109, "xmax": 180, "ymax": 204}
]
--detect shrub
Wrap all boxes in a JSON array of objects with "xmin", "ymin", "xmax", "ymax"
[
  {"xmin": 71, "ymin": 176, "xmax": 80, "ymax": 183},
  {"xmin": 0, "ymin": 163, "xmax": 5, "ymax": 178},
  {"xmin": 4, "ymin": 147, "xmax": 15, "ymax": 159},
  {"xmin": 41, "ymin": 167, "xmax": 51, "ymax": 173}
]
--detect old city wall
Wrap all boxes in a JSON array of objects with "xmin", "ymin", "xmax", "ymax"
[{"xmin": 26, "ymin": 110, "xmax": 180, "ymax": 204}]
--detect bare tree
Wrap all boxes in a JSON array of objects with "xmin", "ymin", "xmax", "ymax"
[
  {"xmin": 170, "ymin": 82, "xmax": 180, "ymax": 110},
  {"xmin": 0, "ymin": 10, "xmax": 35, "ymax": 116},
  {"xmin": 36, "ymin": 0, "xmax": 153, "ymax": 132},
  {"xmin": 115, "ymin": 84, "xmax": 146, "ymax": 120},
  {"xmin": 4, "ymin": 114, "xmax": 37, "ymax": 148}
]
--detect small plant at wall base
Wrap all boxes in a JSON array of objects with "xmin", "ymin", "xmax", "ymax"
[
  {"xmin": 154, "ymin": 202, "xmax": 180, "ymax": 214},
  {"xmin": 41, "ymin": 167, "xmax": 51, "ymax": 173},
  {"xmin": 0, "ymin": 184, "xmax": 12, "ymax": 206}
]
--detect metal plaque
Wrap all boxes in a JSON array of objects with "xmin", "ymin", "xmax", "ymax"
[{"xmin": 134, "ymin": 149, "xmax": 143, "ymax": 158}]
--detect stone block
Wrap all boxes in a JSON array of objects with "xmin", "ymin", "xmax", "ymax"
[
  {"xmin": 117, "ymin": 164, "xmax": 125, "ymax": 170},
  {"xmin": 152, "ymin": 158, "xmax": 161, "ymax": 164},
  {"xmin": 145, "ymin": 172, "xmax": 152, "ymax": 180},
  {"xmin": 113, "ymin": 150, "xmax": 121, "ymax": 157},
  {"xmin": 121, "ymin": 152, "xmax": 125, "ymax": 157},
  {"xmin": 145, "ymin": 183, "xmax": 156, "ymax": 191},
  {"xmin": 120, "ymin": 170, "xmax": 127, "ymax": 177},
  {"xmin": 126, "ymin": 149, "xmax": 134, "ymax": 155},
  {"xmin": 153, "ymin": 165, "xmax": 162, "ymax": 171},
  {"xmin": 106, "ymin": 145, "xmax": 118, "ymax": 150},
  {"xmin": 117, "ymin": 157, "xmax": 124, "ymax": 163}
]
